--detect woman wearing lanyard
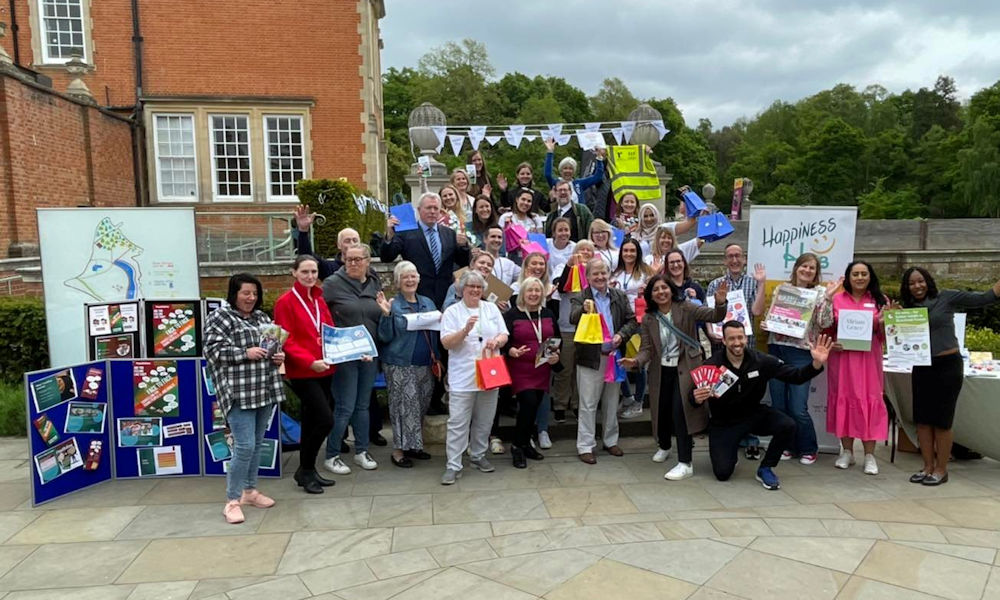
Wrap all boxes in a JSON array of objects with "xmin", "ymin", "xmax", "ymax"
[
  {"xmin": 611, "ymin": 238, "xmax": 654, "ymax": 420},
  {"xmin": 273, "ymin": 256, "xmax": 336, "ymax": 494},
  {"xmin": 621, "ymin": 274, "xmax": 729, "ymax": 480},
  {"xmin": 439, "ymin": 270, "xmax": 509, "ymax": 485},
  {"xmin": 589, "ymin": 219, "xmax": 619, "ymax": 271},
  {"xmin": 503, "ymin": 277, "xmax": 561, "ymax": 468},
  {"xmin": 376, "ymin": 261, "xmax": 440, "ymax": 468}
]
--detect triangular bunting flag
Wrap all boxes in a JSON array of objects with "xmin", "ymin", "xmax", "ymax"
[
  {"xmin": 584, "ymin": 122, "xmax": 601, "ymax": 132},
  {"xmin": 431, "ymin": 125, "xmax": 447, "ymax": 153},
  {"xmin": 651, "ymin": 119, "xmax": 668, "ymax": 140},
  {"xmin": 485, "ymin": 135, "xmax": 502, "ymax": 146},
  {"xmin": 448, "ymin": 134, "xmax": 465, "ymax": 156},
  {"xmin": 523, "ymin": 134, "xmax": 537, "ymax": 142},
  {"xmin": 467, "ymin": 126, "xmax": 486, "ymax": 150},
  {"xmin": 547, "ymin": 123, "xmax": 563, "ymax": 137},
  {"xmin": 555, "ymin": 133, "xmax": 572, "ymax": 146},
  {"xmin": 620, "ymin": 121, "xmax": 636, "ymax": 143},
  {"xmin": 504, "ymin": 124, "xmax": 526, "ymax": 148},
  {"xmin": 611, "ymin": 127, "xmax": 624, "ymax": 145},
  {"xmin": 352, "ymin": 193, "xmax": 365, "ymax": 213}
]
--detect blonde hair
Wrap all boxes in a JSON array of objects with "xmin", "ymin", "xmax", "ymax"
[
  {"xmin": 515, "ymin": 277, "xmax": 546, "ymax": 312},
  {"xmin": 517, "ymin": 251, "xmax": 551, "ymax": 293},
  {"xmin": 651, "ymin": 226, "xmax": 677, "ymax": 258},
  {"xmin": 588, "ymin": 219, "xmax": 614, "ymax": 249}
]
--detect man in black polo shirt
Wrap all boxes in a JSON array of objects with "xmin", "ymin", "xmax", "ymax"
[{"xmin": 692, "ymin": 321, "xmax": 833, "ymax": 490}]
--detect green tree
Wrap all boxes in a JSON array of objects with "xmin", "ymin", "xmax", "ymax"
[
  {"xmin": 589, "ymin": 77, "xmax": 638, "ymax": 122},
  {"xmin": 857, "ymin": 180, "xmax": 925, "ymax": 219},
  {"xmin": 955, "ymin": 117, "xmax": 1000, "ymax": 217},
  {"xmin": 796, "ymin": 117, "xmax": 867, "ymax": 205}
]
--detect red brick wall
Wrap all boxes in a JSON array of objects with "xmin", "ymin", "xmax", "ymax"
[
  {"xmin": 2, "ymin": 0, "xmax": 368, "ymax": 187},
  {"xmin": 0, "ymin": 73, "xmax": 135, "ymax": 255}
]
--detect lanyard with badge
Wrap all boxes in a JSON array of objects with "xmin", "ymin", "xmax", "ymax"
[{"xmin": 292, "ymin": 287, "xmax": 322, "ymax": 346}]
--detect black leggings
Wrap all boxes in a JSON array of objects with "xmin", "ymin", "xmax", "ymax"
[
  {"xmin": 708, "ymin": 408, "xmax": 795, "ymax": 480},
  {"xmin": 658, "ymin": 365, "xmax": 693, "ymax": 462},
  {"xmin": 513, "ymin": 389, "xmax": 544, "ymax": 449},
  {"xmin": 287, "ymin": 376, "xmax": 335, "ymax": 471}
]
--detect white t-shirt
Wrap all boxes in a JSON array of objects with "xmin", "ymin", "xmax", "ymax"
[
  {"xmin": 492, "ymin": 256, "xmax": 521, "ymax": 286},
  {"xmin": 643, "ymin": 237, "xmax": 701, "ymax": 270},
  {"xmin": 638, "ymin": 221, "xmax": 677, "ymax": 257},
  {"xmin": 498, "ymin": 212, "xmax": 544, "ymax": 233},
  {"xmin": 611, "ymin": 268, "xmax": 648, "ymax": 310},
  {"xmin": 441, "ymin": 300, "xmax": 509, "ymax": 392},
  {"xmin": 595, "ymin": 246, "xmax": 619, "ymax": 272},
  {"xmin": 547, "ymin": 240, "xmax": 576, "ymax": 281}
]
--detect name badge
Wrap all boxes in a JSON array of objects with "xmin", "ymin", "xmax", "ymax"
[
  {"xmin": 748, "ymin": 370, "xmax": 759, "ymax": 379},
  {"xmin": 863, "ymin": 303, "xmax": 875, "ymax": 308}
]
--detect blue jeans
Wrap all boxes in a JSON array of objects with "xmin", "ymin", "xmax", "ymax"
[
  {"xmin": 768, "ymin": 344, "xmax": 818, "ymax": 455},
  {"xmin": 619, "ymin": 368, "xmax": 647, "ymax": 404},
  {"xmin": 535, "ymin": 392, "xmax": 551, "ymax": 434},
  {"xmin": 327, "ymin": 358, "xmax": 378, "ymax": 458},
  {"xmin": 226, "ymin": 404, "xmax": 271, "ymax": 500}
]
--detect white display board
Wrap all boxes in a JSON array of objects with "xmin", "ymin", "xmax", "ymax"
[
  {"xmin": 37, "ymin": 208, "xmax": 201, "ymax": 366},
  {"xmin": 747, "ymin": 205, "xmax": 858, "ymax": 282}
]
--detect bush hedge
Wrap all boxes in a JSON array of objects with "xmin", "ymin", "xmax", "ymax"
[
  {"xmin": 296, "ymin": 179, "xmax": 388, "ymax": 256},
  {"xmin": 0, "ymin": 297, "xmax": 48, "ymax": 384}
]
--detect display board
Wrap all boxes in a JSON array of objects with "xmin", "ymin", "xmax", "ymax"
[
  {"xmin": 85, "ymin": 301, "xmax": 143, "ymax": 360},
  {"xmin": 25, "ymin": 362, "xmax": 113, "ymax": 505},
  {"xmin": 746, "ymin": 205, "xmax": 857, "ymax": 283},
  {"xmin": 108, "ymin": 359, "xmax": 202, "ymax": 479},
  {"xmin": 143, "ymin": 299, "xmax": 204, "ymax": 358},
  {"xmin": 200, "ymin": 359, "xmax": 281, "ymax": 478},
  {"xmin": 37, "ymin": 208, "xmax": 201, "ymax": 366}
]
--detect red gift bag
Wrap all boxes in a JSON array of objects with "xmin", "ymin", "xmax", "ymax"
[{"xmin": 475, "ymin": 351, "xmax": 512, "ymax": 390}]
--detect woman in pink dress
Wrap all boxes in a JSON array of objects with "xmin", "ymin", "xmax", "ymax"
[{"xmin": 827, "ymin": 260, "xmax": 892, "ymax": 476}]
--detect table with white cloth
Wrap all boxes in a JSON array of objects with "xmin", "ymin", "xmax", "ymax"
[{"xmin": 884, "ymin": 367, "xmax": 1000, "ymax": 461}]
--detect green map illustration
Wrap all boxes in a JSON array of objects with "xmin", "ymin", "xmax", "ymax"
[{"xmin": 65, "ymin": 218, "xmax": 144, "ymax": 301}]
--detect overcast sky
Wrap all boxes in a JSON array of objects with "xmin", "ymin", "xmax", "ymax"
[{"xmin": 380, "ymin": 0, "xmax": 1000, "ymax": 128}]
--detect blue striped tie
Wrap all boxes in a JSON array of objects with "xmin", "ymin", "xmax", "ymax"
[{"xmin": 428, "ymin": 226, "xmax": 442, "ymax": 272}]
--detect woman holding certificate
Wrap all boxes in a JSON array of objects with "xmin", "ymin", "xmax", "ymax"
[
  {"xmin": 321, "ymin": 243, "xmax": 383, "ymax": 476},
  {"xmin": 204, "ymin": 274, "xmax": 284, "ymax": 523},
  {"xmin": 375, "ymin": 261, "xmax": 439, "ymax": 469},
  {"xmin": 899, "ymin": 267, "xmax": 1000, "ymax": 485},
  {"xmin": 440, "ymin": 270, "xmax": 509, "ymax": 485},
  {"xmin": 763, "ymin": 253, "xmax": 840, "ymax": 466},
  {"xmin": 273, "ymin": 256, "xmax": 336, "ymax": 494},
  {"xmin": 827, "ymin": 260, "xmax": 891, "ymax": 476}
]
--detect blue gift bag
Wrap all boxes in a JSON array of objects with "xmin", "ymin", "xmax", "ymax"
[{"xmin": 682, "ymin": 190, "xmax": 707, "ymax": 216}]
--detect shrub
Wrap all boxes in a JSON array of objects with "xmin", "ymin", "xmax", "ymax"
[
  {"xmin": 296, "ymin": 179, "xmax": 387, "ymax": 256},
  {"xmin": 0, "ymin": 383, "xmax": 26, "ymax": 437},
  {"xmin": 965, "ymin": 326, "xmax": 1000, "ymax": 355},
  {"xmin": 0, "ymin": 297, "xmax": 48, "ymax": 384}
]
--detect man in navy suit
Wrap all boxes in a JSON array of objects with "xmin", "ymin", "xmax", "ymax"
[{"xmin": 381, "ymin": 192, "xmax": 470, "ymax": 309}]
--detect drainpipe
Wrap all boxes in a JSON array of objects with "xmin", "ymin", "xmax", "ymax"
[
  {"xmin": 8, "ymin": 0, "xmax": 20, "ymax": 65},
  {"xmin": 130, "ymin": 0, "xmax": 146, "ymax": 205}
]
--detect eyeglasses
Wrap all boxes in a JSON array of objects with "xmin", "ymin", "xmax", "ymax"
[{"xmin": 345, "ymin": 256, "xmax": 368, "ymax": 264}]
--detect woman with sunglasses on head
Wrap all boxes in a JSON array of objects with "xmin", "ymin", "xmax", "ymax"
[{"xmin": 899, "ymin": 267, "xmax": 1000, "ymax": 485}]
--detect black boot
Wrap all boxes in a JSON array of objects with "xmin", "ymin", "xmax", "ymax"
[
  {"xmin": 512, "ymin": 446, "xmax": 527, "ymax": 469},
  {"xmin": 293, "ymin": 468, "xmax": 327, "ymax": 494},
  {"xmin": 312, "ymin": 471, "xmax": 336, "ymax": 486},
  {"xmin": 522, "ymin": 445, "xmax": 544, "ymax": 461}
]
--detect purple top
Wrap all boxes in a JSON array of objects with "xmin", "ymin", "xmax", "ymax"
[{"xmin": 503, "ymin": 307, "xmax": 561, "ymax": 393}]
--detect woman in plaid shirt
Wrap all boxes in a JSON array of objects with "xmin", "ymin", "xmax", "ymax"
[{"xmin": 204, "ymin": 273, "xmax": 286, "ymax": 524}]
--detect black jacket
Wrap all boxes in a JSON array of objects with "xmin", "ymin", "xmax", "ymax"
[
  {"xmin": 380, "ymin": 224, "xmax": 470, "ymax": 309},
  {"xmin": 699, "ymin": 348, "xmax": 823, "ymax": 426}
]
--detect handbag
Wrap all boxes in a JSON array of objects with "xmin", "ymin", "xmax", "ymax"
[
  {"xmin": 682, "ymin": 190, "xmax": 707, "ymax": 216},
  {"xmin": 604, "ymin": 350, "xmax": 627, "ymax": 383},
  {"xmin": 562, "ymin": 264, "xmax": 589, "ymax": 292},
  {"xmin": 574, "ymin": 312, "xmax": 605, "ymax": 344},
  {"xmin": 422, "ymin": 330, "xmax": 444, "ymax": 381},
  {"xmin": 504, "ymin": 223, "xmax": 529, "ymax": 253},
  {"xmin": 475, "ymin": 349, "xmax": 512, "ymax": 390}
]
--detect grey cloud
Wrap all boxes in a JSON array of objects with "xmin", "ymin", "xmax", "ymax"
[{"xmin": 382, "ymin": 0, "xmax": 1000, "ymax": 127}]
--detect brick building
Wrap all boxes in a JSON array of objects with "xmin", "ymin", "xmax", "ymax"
[{"xmin": 0, "ymin": 0, "xmax": 386, "ymax": 262}]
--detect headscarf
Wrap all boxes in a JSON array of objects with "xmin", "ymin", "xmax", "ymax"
[{"xmin": 638, "ymin": 204, "xmax": 661, "ymax": 247}]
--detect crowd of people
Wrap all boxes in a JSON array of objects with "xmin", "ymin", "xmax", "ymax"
[{"xmin": 202, "ymin": 147, "xmax": 1000, "ymax": 523}]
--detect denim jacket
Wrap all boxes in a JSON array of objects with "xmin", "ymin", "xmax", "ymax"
[{"xmin": 377, "ymin": 292, "xmax": 440, "ymax": 366}]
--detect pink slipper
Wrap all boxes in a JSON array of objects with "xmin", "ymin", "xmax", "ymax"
[
  {"xmin": 223, "ymin": 500, "xmax": 245, "ymax": 524},
  {"xmin": 240, "ymin": 489, "xmax": 275, "ymax": 508}
]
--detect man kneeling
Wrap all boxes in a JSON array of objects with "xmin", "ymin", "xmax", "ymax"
[{"xmin": 692, "ymin": 321, "xmax": 832, "ymax": 490}]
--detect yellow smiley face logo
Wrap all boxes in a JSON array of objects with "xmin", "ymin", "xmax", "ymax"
[{"xmin": 810, "ymin": 234, "xmax": 836, "ymax": 255}]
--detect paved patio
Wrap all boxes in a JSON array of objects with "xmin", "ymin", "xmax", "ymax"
[{"xmin": 1, "ymin": 434, "xmax": 999, "ymax": 599}]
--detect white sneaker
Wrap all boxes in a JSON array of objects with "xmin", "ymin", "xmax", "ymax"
[
  {"xmin": 834, "ymin": 449, "xmax": 855, "ymax": 470},
  {"xmin": 324, "ymin": 456, "xmax": 351, "ymax": 475},
  {"xmin": 353, "ymin": 452, "xmax": 378, "ymax": 470},
  {"xmin": 799, "ymin": 453, "xmax": 818, "ymax": 465},
  {"xmin": 538, "ymin": 431, "xmax": 553, "ymax": 449},
  {"xmin": 863, "ymin": 453, "xmax": 878, "ymax": 475},
  {"xmin": 652, "ymin": 448, "xmax": 671, "ymax": 463},
  {"xmin": 780, "ymin": 450, "xmax": 793, "ymax": 461},
  {"xmin": 490, "ymin": 438, "xmax": 505, "ymax": 455},
  {"xmin": 665, "ymin": 462, "xmax": 693, "ymax": 481},
  {"xmin": 620, "ymin": 402, "xmax": 643, "ymax": 420}
]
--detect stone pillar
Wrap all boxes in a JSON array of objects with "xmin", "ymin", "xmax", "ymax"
[
  {"xmin": 627, "ymin": 103, "xmax": 672, "ymax": 219},
  {"xmin": 405, "ymin": 103, "xmax": 449, "ymax": 205}
]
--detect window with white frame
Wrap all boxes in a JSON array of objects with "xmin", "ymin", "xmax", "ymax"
[
  {"xmin": 264, "ymin": 115, "xmax": 305, "ymax": 201},
  {"xmin": 210, "ymin": 115, "xmax": 252, "ymax": 201},
  {"xmin": 39, "ymin": 0, "xmax": 86, "ymax": 63},
  {"xmin": 153, "ymin": 115, "xmax": 198, "ymax": 201}
]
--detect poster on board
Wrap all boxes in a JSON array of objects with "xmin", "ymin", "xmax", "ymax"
[
  {"xmin": 37, "ymin": 208, "xmax": 201, "ymax": 366},
  {"xmin": 746, "ymin": 206, "xmax": 857, "ymax": 283}
]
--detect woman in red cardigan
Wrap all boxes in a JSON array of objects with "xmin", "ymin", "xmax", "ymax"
[{"xmin": 273, "ymin": 255, "xmax": 337, "ymax": 494}]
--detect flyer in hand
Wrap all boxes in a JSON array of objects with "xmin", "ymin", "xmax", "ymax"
[
  {"xmin": 322, "ymin": 324, "xmax": 379, "ymax": 365},
  {"xmin": 763, "ymin": 284, "xmax": 820, "ymax": 339},
  {"xmin": 707, "ymin": 290, "xmax": 754, "ymax": 338},
  {"xmin": 884, "ymin": 308, "xmax": 931, "ymax": 368},
  {"xmin": 259, "ymin": 324, "xmax": 289, "ymax": 358}
]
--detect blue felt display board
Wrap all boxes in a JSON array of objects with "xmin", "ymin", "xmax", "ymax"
[
  {"xmin": 108, "ymin": 359, "xmax": 202, "ymax": 478},
  {"xmin": 199, "ymin": 359, "xmax": 281, "ymax": 478},
  {"xmin": 25, "ymin": 361, "xmax": 114, "ymax": 506}
]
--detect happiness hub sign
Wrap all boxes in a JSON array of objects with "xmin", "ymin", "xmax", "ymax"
[{"xmin": 747, "ymin": 206, "xmax": 857, "ymax": 281}]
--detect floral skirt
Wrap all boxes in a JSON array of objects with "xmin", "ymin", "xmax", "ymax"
[{"xmin": 383, "ymin": 364, "xmax": 434, "ymax": 450}]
